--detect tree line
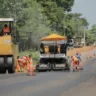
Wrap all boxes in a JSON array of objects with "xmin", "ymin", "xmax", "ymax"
[{"xmin": 0, "ymin": 0, "xmax": 96, "ymax": 51}]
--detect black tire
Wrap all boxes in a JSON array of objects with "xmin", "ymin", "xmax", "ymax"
[
  {"xmin": 48, "ymin": 69, "xmax": 51, "ymax": 72},
  {"xmin": 0, "ymin": 68, "xmax": 6, "ymax": 74},
  {"xmin": 7, "ymin": 57, "xmax": 14, "ymax": 67},
  {"xmin": 0, "ymin": 57, "xmax": 4, "ymax": 67},
  {"xmin": 0, "ymin": 57, "xmax": 6, "ymax": 74},
  {"xmin": 7, "ymin": 57, "xmax": 14, "ymax": 74},
  {"xmin": 8, "ymin": 67, "xmax": 14, "ymax": 73},
  {"xmin": 65, "ymin": 62, "xmax": 70, "ymax": 71}
]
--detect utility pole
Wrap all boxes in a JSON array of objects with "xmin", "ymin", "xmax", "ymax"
[{"xmin": 84, "ymin": 27, "xmax": 86, "ymax": 46}]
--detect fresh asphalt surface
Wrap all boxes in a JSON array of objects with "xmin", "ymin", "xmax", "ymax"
[{"xmin": 0, "ymin": 57, "xmax": 96, "ymax": 96}]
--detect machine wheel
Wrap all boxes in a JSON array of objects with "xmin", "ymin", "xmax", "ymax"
[
  {"xmin": 0, "ymin": 57, "xmax": 4, "ymax": 67},
  {"xmin": 0, "ymin": 68, "xmax": 6, "ymax": 74},
  {"xmin": 65, "ymin": 61, "xmax": 70, "ymax": 71},
  {"xmin": 35, "ymin": 64, "xmax": 40, "ymax": 72},
  {"xmin": 8, "ymin": 67, "xmax": 14, "ymax": 73},
  {"xmin": 0, "ymin": 57, "xmax": 6, "ymax": 74},
  {"xmin": 50, "ymin": 64, "xmax": 53, "ymax": 71},
  {"xmin": 7, "ymin": 57, "xmax": 14, "ymax": 73},
  {"xmin": 7, "ymin": 57, "xmax": 13, "ymax": 66}
]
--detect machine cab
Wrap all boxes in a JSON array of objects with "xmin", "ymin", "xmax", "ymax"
[{"xmin": 0, "ymin": 18, "xmax": 14, "ymax": 36}]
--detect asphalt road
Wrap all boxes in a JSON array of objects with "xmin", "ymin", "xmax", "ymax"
[{"xmin": 0, "ymin": 57, "xmax": 96, "ymax": 96}]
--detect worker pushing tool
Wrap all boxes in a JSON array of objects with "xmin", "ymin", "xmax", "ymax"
[
  {"xmin": 71, "ymin": 56, "xmax": 79, "ymax": 72},
  {"xmin": 27, "ymin": 54, "xmax": 36, "ymax": 76},
  {"xmin": 15, "ymin": 56, "xmax": 24, "ymax": 72},
  {"xmin": 76, "ymin": 53, "xmax": 83, "ymax": 70}
]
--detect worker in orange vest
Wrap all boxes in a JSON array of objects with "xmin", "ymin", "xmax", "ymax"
[
  {"xmin": 71, "ymin": 56, "xmax": 79, "ymax": 71},
  {"xmin": 15, "ymin": 56, "xmax": 20, "ymax": 72},
  {"xmin": 28, "ymin": 64, "xmax": 36, "ymax": 76},
  {"xmin": 28, "ymin": 55, "xmax": 33, "ymax": 66},
  {"xmin": 22, "ymin": 56, "xmax": 28, "ymax": 72},
  {"xmin": 2, "ymin": 24, "xmax": 10, "ymax": 35},
  {"xmin": 76, "ymin": 53, "xmax": 83, "ymax": 70},
  {"xmin": 27, "ymin": 54, "xmax": 35, "ymax": 76},
  {"xmin": 18, "ymin": 58, "xmax": 24, "ymax": 72}
]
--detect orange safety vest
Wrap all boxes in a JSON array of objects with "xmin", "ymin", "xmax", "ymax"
[
  {"xmin": 27, "ymin": 57, "xmax": 32, "ymax": 69},
  {"xmin": 15, "ymin": 63, "xmax": 20, "ymax": 72},
  {"xmin": 22, "ymin": 57, "xmax": 28, "ymax": 70},
  {"xmin": 3, "ymin": 27, "xmax": 10, "ymax": 33},
  {"xmin": 15, "ymin": 59, "xmax": 21, "ymax": 72},
  {"xmin": 29, "ymin": 58, "xmax": 33, "ymax": 64},
  {"xmin": 72, "ymin": 56, "xmax": 78, "ymax": 61},
  {"xmin": 71, "ymin": 56, "xmax": 78, "ymax": 66}
]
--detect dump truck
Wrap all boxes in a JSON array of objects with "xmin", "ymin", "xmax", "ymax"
[
  {"xmin": 0, "ymin": 18, "xmax": 18, "ymax": 73},
  {"xmin": 36, "ymin": 34, "xmax": 70, "ymax": 71}
]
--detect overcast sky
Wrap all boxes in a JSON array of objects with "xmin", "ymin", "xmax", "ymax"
[{"xmin": 72, "ymin": 0, "xmax": 96, "ymax": 28}]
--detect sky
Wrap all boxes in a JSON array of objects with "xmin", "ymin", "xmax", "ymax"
[{"xmin": 72, "ymin": 0, "xmax": 96, "ymax": 29}]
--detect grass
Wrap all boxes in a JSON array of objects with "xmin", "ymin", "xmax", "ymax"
[{"xmin": 19, "ymin": 49, "xmax": 40, "ymax": 65}]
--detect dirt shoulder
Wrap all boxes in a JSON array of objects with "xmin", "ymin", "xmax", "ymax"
[{"xmin": 67, "ymin": 46, "xmax": 96, "ymax": 56}]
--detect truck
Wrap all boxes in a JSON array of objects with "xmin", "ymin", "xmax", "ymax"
[
  {"xmin": 36, "ymin": 34, "xmax": 70, "ymax": 71},
  {"xmin": 0, "ymin": 18, "xmax": 18, "ymax": 73}
]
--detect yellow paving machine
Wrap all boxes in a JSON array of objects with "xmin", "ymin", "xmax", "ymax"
[{"xmin": 36, "ymin": 34, "xmax": 70, "ymax": 71}]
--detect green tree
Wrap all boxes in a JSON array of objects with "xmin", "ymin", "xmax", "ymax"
[
  {"xmin": 91, "ymin": 24, "xmax": 96, "ymax": 35},
  {"xmin": 37, "ymin": 0, "xmax": 75, "ymax": 33},
  {"xmin": 86, "ymin": 30, "xmax": 96, "ymax": 45},
  {"xmin": 19, "ymin": 0, "xmax": 51, "ymax": 51},
  {"xmin": 65, "ymin": 13, "xmax": 89, "ymax": 38}
]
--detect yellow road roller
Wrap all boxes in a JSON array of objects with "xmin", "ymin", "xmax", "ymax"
[{"xmin": 0, "ymin": 18, "xmax": 18, "ymax": 73}]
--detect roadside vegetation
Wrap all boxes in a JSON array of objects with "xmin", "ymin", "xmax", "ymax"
[{"xmin": 0, "ymin": 0, "xmax": 96, "ymax": 62}]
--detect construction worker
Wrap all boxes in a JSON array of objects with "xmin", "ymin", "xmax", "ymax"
[
  {"xmin": 71, "ymin": 56, "xmax": 79, "ymax": 71},
  {"xmin": 2, "ymin": 24, "xmax": 10, "ymax": 35},
  {"xmin": 22, "ymin": 56, "xmax": 28, "ymax": 72},
  {"xmin": 27, "ymin": 54, "xmax": 36, "ymax": 76},
  {"xmin": 15, "ymin": 56, "xmax": 20, "ymax": 72},
  {"xmin": 76, "ymin": 53, "xmax": 82, "ymax": 65},
  {"xmin": 28, "ymin": 54, "xmax": 33, "ymax": 65},
  {"xmin": 18, "ymin": 57, "xmax": 24, "ymax": 72},
  {"xmin": 24, "ymin": 55, "xmax": 30, "ymax": 70},
  {"xmin": 76, "ymin": 53, "xmax": 83, "ymax": 70}
]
